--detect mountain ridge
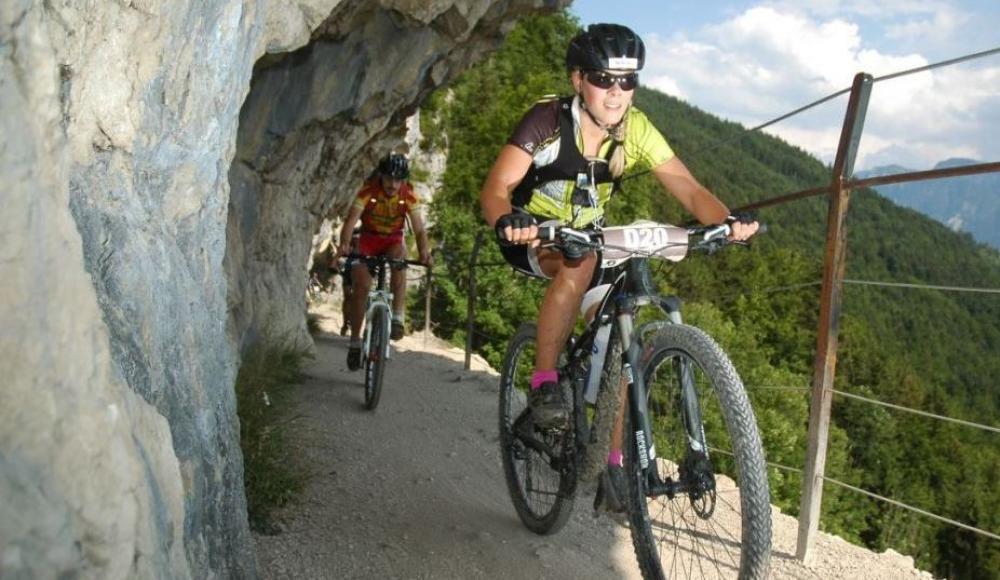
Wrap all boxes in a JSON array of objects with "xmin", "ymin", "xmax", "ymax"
[{"xmin": 857, "ymin": 158, "xmax": 1000, "ymax": 249}]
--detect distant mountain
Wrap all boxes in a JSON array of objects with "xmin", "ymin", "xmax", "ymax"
[{"xmin": 857, "ymin": 159, "xmax": 1000, "ymax": 248}]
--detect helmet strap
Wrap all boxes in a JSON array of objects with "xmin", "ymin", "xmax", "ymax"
[{"xmin": 578, "ymin": 92, "xmax": 627, "ymax": 133}]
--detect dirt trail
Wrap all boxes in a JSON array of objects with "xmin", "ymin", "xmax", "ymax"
[{"xmin": 254, "ymin": 301, "xmax": 935, "ymax": 579}]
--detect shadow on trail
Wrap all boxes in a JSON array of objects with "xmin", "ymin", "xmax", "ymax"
[{"xmin": 255, "ymin": 309, "xmax": 632, "ymax": 579}]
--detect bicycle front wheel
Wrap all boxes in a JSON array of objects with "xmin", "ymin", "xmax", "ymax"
[
  {"xmin": 363, "ymin": 307, "xmax": 389, "ymax": 410},
  {"xmin": 498, "ymin": 323, "xmax": 575, "ymax": 534},
  {"xmin": 626, "ymin": 324, "xmax": 771, "ymax": 580}
]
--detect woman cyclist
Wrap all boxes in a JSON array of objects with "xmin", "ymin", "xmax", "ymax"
[{"xmin": 479, "ymin": 23, "xmax": 758, "ymax": 509}]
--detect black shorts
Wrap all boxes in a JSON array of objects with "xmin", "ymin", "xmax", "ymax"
[
  {"xmin": 499, "ymin": 242, "xmax": 608, "ymax": 289},
  {"xmin": 499, "ymin": 243, "xmax": 545, "ymax": 279}
]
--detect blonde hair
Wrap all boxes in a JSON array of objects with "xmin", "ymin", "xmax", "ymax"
[{"xmin": 608, "ymin": 114, "xmax": 627, "ymax": 178}]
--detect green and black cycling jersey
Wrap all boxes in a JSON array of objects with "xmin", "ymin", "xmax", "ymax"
[{"xmin": 507, "ymin": 95, "xmax": 675, "ymax": 228}]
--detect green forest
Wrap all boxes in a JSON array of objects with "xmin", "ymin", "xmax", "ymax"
[{"xmin": 407, "ymin": 12, "xmax": 1000, "ymax": 579}]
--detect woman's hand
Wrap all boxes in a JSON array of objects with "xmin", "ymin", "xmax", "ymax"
[
  {"xmin": 494, "ymin": 212, "xmax": 539, "ymax": 246},
  {"xmin": 727, "ymin": 212, "xmax": 759, "ymax": 242}
]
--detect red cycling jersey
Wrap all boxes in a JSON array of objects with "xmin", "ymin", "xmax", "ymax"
[{"xmin": 352, "ymin": 179, "xmax": 420, "ymax": 237}]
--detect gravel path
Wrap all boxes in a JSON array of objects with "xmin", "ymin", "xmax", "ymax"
[{"xmin": 254, "ymin": 301, "xmax": 936, "ymax": 580}]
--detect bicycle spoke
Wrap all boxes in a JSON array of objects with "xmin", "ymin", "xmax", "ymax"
[{"xmin": 627, "ymin": 324, "xmax": 770, "ymax": 579}]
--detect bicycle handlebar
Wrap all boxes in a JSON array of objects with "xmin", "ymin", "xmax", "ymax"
[
  {"xmin": 345, "ymin": 253, "xmax": 428, "ymax": 268},
  {"xmin": 535, "ymin": 220, "xmax": 766, "ymax": 257}
]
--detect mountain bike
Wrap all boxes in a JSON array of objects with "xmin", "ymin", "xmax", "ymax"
[
  {"xmin": 350, "ymin": 254, "xmax": 425, "ymax": 410},
  {"xmin": 498, "ymin": 220, "xmax": 771, "ymax": 579}
]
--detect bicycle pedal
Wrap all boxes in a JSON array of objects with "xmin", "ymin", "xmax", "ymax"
[{"xmin": 531, "ymin": 414, "xmax": 569, "ymax": 434}]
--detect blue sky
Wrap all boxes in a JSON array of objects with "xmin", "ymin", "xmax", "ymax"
[{"xmin": 570, "ymin": 0, "xmax": 1000, "ymax": 171}]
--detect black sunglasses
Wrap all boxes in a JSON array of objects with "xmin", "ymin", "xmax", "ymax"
[{"xmin": 584, "ymin": 70, "xmax": 639, "ymax": 91}]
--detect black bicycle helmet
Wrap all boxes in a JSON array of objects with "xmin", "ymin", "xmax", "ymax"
[
  {"xmin": 566, "ymin": 23, "xmax": 645, "ymax": 72},
  {"xmin": 377, "ymin": 152, "xmax": 410, "ymax": 179}
]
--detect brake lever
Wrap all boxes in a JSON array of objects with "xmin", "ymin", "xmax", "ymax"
[{"xmin": 701, "ymin": 224, "xmax": 731, "ymax": 241}]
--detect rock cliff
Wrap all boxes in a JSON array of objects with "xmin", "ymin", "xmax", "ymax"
[{"xmin": 0, "ymin": 1, "xmax": 567, "ymax": 577}]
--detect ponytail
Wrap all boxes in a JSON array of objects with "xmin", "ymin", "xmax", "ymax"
[{"xmin": 608, "ymin": 114, "xmax": 627, "ymax": 178}]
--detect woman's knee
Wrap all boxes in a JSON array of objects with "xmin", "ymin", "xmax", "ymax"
[{"xmin": 557, "ymin": 253, "xmax": 597, "ymax": 287}]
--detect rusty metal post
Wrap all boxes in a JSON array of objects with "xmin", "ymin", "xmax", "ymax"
[
  {"xmin": 465, "ymin": 231, "xmax": 485, "ymax": 370},
  {"xmin": 797, "ymin": 72, "xmax": 873, "ymax": 562}
]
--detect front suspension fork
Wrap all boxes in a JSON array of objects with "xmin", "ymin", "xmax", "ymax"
[{"xmin": 621, "ymin": 299, "xmax": 713, "ymax": 499}]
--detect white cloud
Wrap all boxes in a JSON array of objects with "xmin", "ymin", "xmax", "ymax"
[
  {"xmin": 859, "ymin": 64, "xmax": 999, "ymax": 168},
  {"xmin": 642, "ymin": 4, "xmax": 999, "ymax": 171},
  {"xmin": 645, "ymin": 74, "xmax": 685, "ymax": 99},
  {"xmin": 767, "ymin": 0, "xmax": 956, "ymax": 22},
  {"xmin": 883, "ymin": 7, "xmax": 967, "ymax": 45}
]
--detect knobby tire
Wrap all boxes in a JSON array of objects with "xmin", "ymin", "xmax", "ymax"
[
  {"xmin": 498, "ymin": 323, "xmax": 575, "ymax": 534},
  {"xmin": 364, "ymin": 307, "xmax": 388, "ymax": 410},
  {"xmin": 625, "ymin": 323, "xmax": 771, "ymax": 580}
]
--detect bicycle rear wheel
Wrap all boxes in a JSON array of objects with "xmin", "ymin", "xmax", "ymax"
[
  {"xmin": 364, "ymin": 308, "xmax": 389, "ymax": 410},
  {"xmin": 625, "ymin": 324, "xmax": 771, "ymax": 580},
  {"xmin": 498, "ymin": 323, "xmax": 575, "ymax": 534}
]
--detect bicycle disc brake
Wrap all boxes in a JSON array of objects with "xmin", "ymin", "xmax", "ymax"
[{"xmin": 681, "ymin": 449, "xmax": 717, "ymax": 518}]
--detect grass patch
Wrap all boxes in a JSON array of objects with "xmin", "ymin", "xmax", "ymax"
[{"xmin": 235, "ymin": 335, "xmax": 312, "ymax": 532}]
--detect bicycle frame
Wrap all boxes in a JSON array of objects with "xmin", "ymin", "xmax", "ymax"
[
  {"xmin": 501, "ymin": 221, "xmax": 771, "ymax": 577},
  {"xmin": 561, "ymin": 256, "xmax": 711, "ymax": 498}
]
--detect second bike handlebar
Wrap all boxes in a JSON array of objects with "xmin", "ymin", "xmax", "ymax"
[{"xmin": 345, "ymin": 253, "xmax": 428, "ymax": 268}]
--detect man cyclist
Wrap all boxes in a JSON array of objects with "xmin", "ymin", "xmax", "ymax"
[
  {"xmin": 337, "ymin": 152, "xmax": 432, "ymax": 371},
  {"xmin": 478, "ymin": 23, "xmax": 758, "ymax": 511}
]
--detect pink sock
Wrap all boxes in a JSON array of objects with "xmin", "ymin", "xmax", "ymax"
[
  {"xmin": 608, "ymin": 449, "xmax": 623, "ymax": 467},
  {"xmin": 530, "ymin": 370, "xmax": 558, "ymax": 390}
]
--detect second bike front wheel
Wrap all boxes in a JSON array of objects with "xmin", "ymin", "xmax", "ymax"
[
  {"xmin": 364, "ymin": 308, "xmax": 389, "ymax": 410},
  {"xmin": 498, "ymin": 323, "xmax": 575, "ymax": 535},
  {"xmin": 625, "ymin": 323, "xmax": 771, "ymax": 580}
]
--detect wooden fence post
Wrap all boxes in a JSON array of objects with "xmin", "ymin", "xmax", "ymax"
[{"xmin": 797, "ymin": 72, "xmax": 873, "ymax": 561}]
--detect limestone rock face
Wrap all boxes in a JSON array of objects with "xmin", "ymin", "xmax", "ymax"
[
  {"xmin": 1, "ymin": 3, "xmax": 189, "ymax": 579},
  {"xmin": 406, "ymin": 110, "xmax": 449, "ymax": 209},
  {"xmin": 1, "ymin": 0, "xmax": 566, "ymax": 578},
  {"xmin": 228, "ymin": 0, "xmax": 569, "ymax": 351}
]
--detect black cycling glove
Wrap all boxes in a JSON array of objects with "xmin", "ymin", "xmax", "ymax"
[
  {"xmin": 494, "ymin": 212, "xmax": 537, "ymax": 244},
  {"xmin": 726, "ymin": 211, "xmax": 757, "ymax": 226}
]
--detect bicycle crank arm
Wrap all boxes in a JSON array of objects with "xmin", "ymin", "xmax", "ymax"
[
  {"xmin": 646, "ymin": 476, "xmax": 714, "ymax": 500},
  {"xmin": 512, "ymin": 413, "xmax": 566, "ymax": 467}
]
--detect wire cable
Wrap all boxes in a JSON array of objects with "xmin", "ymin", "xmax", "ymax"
[
  {"xmin": 844, "ymin": 279, "xmax": 1000, "ymax": 295},
  {"xmin": 829, "ymin": 388, "xmax": 1000, "ymax": 435},
  {"xmin": 873, "ymin": 46, "xmax": 1000, "ymax": 83},
  {"xmin": 821, "ymin": 475, "xmax": 1000, "ymax": 542}
]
